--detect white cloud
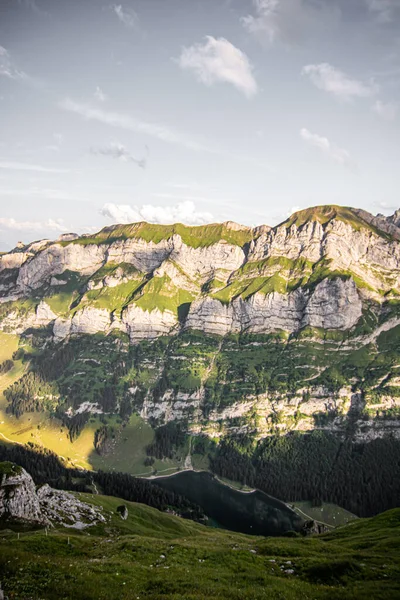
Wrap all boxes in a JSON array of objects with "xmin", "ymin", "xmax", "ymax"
[
  {"xmin": 372, "ymin": 99, "xmax": 398, "ymax": 120},
  {"xmin": 0, "ymin": 46, "xmax": 26, "ymax": 80},
  {"xmin": 177, "ymin": 36, "xmax": 258, "ymax": 98},
  {"xmin": 302, "ymin": 63, "xmax": 378, "ymax": 101},
  {"xmin": 59, "ymin": 98, "xmax": 216, "ymax": 152},
  {"xmin": 94, "ymin": 86, "xmax": 107, "ymax": 102},
  {"xmin": 241, "ymin": 0, "xmax": 336, "ymax": 46},
  {"xmin": 300, "ymin": 128, "xmax": 354, "ymax": 168},
  {"xmin": 101, "ymin": 201, "xmax": 213, "ymax": 226},
  {"xmin": 90, "ymin": 142, "xmax": 147, "ymax": 168},
  {"xmin": 0, "ymin": 217, "xmax": 65, "ymax": 233},
  {"xmin": 112, "ymin": 4, "xmax": 139, "ymax": 29},
  {"xmin": 0, "ymin": 160, "xmax": 69, "ymax": 174}
]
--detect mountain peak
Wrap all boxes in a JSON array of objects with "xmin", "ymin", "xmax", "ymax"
[{"xmin": 280, "ymin": 204, "xmax": 397, "ymax": 239}]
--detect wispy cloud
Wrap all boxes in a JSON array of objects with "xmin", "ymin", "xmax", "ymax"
[
  {"xmin": 112, "ymin": 4, "xmax": 139, "ymax": 29},
  {"xmin": 365, "ymin": 0, "xmax": 400, "ymax": 23},
  {"xmin": 0, "ymin": 160, "xmax": 69, "ymax": 174},
  {"xmin": 17, "ymin": 0, "xmax": 48, "ymax": 16},
  {"xmin": 94, "ymin": 86, "xmax": 107, "ymax": 102},
  {"xmin": 0, "ymin": 217, "xmax": 65, "ymax": 233},
  {"xmin": 376, "ymin": 200, "xmax": 399, "ymax": 213},
  {"xmin": 59, "ymin": 98, "xmax": 217, "ymax": 153},
  {"xmin": 90, "ymin": 142, "xmax": 147, "ymax": 169},
  {"xmin": 101, "ymin": 201, "xmax": 213, "ymax": 226},
  {"xmin": 177, "ymin": 36, "xmax": 258, "ymax": 98},
  {"xmin": 0, "ymin": 45, "xmax": 44, "ymax": 90},
  {"xmin": 300, "ymin": 128, "xmax": 355, "ymax": 169},
  {"xmin": 0, "ymin": 188, "xmax": 85, "ymax": 202},
  {"xmin": 241, "ymin": 0, "xmax": 336, "ymax": 46},
  {"xmin": 372, "ymin": 99, "xmax": 398, "ymax": 120},
  {"xmin": 0, "ymin": 46, "xmax": 26, "ymax": 81},
  {"xmin": 302, "ymin": 63, "xmax": 378, "ymax": 101},
  {"xmin": 45, "ymin": 133, "xmax": 64, "ymax": 152}
]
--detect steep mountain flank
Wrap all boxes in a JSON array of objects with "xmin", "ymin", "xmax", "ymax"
[
  {"xmin": 0, "ymin": 205, "xmax": 400, "ymax": 458},
  {"xmin": 1, "ymin": 206, "xmax": 399, "ymax": 341}
]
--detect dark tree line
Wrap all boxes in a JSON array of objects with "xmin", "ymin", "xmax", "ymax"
[
  {"xmin": 0, "ymin": 443, "xmax": 88, "ymax": 492},
  {"xmin": 210, "ymin": 431, "xmax": 400, "ymax": 517},
  {"xmin": 95, "ymin": 470, "xmax": 204, "ymax": 520},
  {"xmin": 0, "ymin": 359, "xmax": 13, "ymax": 374},
  {"xmin": 94, "ymin": 425, "xmax": 113, "ymax": 455},
  {"xmin": 60, "ymin": 412, "xmax": 90, "ymax": 442},
  {"xmin": 4, "ymin": 372, "xmax": 58, "ymax": 418},
  {"xmin": 146, "ymin": 422, "xmax": 186, "ymax": 459},
  {"xmin": 0, "ymin": 443, "xmax": 204, "ymax": 522}
]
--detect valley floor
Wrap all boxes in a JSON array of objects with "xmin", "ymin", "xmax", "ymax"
[{"xmin": 0, "ymin": 494, "xmax": 399, "ymax": 600}]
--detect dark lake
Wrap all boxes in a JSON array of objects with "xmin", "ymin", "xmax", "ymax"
[{"xmin": 150, "ymin": 470, "xmax": 303, "ymax": 536}]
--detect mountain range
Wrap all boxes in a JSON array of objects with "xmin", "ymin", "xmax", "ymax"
[{"xmin": 0, "ymin": 204, "xmax": 400, "ymax": 517}]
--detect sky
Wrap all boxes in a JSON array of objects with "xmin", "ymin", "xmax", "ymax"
[{"xmin": 0, "ymin": 0, "xmax": 399, "ymax": 250}]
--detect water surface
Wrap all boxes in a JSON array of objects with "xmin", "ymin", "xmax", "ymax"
[{"xmin": 151, "ymin": 470, "xmax": 303, "ymax": 536}]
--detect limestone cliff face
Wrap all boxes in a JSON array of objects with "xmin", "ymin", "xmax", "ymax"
[
  {"xmin": 106, "ymin": 237, "xmax": 172, "ymax": 272},
  {"xmin": 16, "ymin": 243, "xmax": 106, "ymax": 291},
  {"xmin": 185, "ymin": 278, "xmax": 362, "ymax": 335},
  {"xmin": 1, "ymin": 206, "xmax": 399, "ymax": 446},
  {"xmin": 248, "ymin": 218, "xmax": 400, "ymax": 292},
  {"xmin": 0, "ymin": 206, "xmax": 398, "ymax": 342},
  {"xmin": 139, "ymin": 382, "xmax": 400, "ymax": 443}
]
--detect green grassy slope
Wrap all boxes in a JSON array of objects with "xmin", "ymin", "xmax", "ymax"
[
  {"xmin": 282, "ymin": 205, "xmax": 393, "ymax": 239},
  {"xmin": 2, "ymin": 321, "xmax": 400, "ymax": 477},
  {"xmin": 0, "ymin": 493, "xmax": 399, "ymax": 600},
  {"xmin": 64, "ymin": 206, "xmax": 394, "ymax": 250},
  {"xmin": 66, "ymin": 221, "xmax": 255, "ymax": 249},
  {"xmin": 291, "ymin": 502, "xmax": 358, "ymax": 528}
]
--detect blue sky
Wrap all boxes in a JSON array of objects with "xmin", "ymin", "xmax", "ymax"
[{"xmin": 0, "ymin": 0, "xmax": 399, "ymax": 249}]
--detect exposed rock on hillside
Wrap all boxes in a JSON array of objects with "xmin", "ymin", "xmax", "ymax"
[
  {"xmin": 0, "ymin": 206, "xmax": 399, "ymax": 342},
  {"xmin": 0, "ymin": 462, "xmax": 47, "ymax": 526},
  {"xmin": 0, "ymin": 462, "xmax": 105, "ymax": 529},
  {"xmin": 1, "ymin": 205, "xmax": 400, "ymax": 444},
  {"xmin": 185, "ymin": 278, "xmax": 362, "ymax": 335},
  {"xmin": 37, "ymin": 485, "xmax": 106, "ymax": 529}
]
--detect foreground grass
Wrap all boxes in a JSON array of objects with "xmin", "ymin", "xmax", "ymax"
[{"xmin": 0, "ymin": 495, "xmax": 399, "ymax": 600}]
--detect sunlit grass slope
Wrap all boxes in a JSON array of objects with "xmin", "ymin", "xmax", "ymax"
[{"xmin": 0, "ymin": 493, "xmax": 399, "ymax": 600}]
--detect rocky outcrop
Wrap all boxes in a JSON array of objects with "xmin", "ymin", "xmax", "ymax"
[
  {"xmin": 116, "ymin": 504, "xmax": 128, "ymax": 520},
  {"xmin": 0, "ymin": 462, "xmax": 106, "ymax": 529},
  {"xmin": 302, "ymin": 278, "xmax": 362, "ymax": 330},
  {"xmin": 185, "ymin": 278, "xmax": 362, "ymax": 335},
  {"xmin": 37, "ymin": 485, "xmax": 106, "ymax": 529},
  {"xmin": 0, "ymin": 463, "xmax": 48, "ymax": 526},
  {"xmin": 0, "ymin": 205, "xmax": 398, "ymax": 344},
  {"xmin": 353, "ymin": 208, "xmax": 400, "ymax": 241},
  {"xmin": 0, "ymin": 300, "xmax": 57, "ymax": 334},
  {"xmin": 122, "ymin": 304, "xmax": 178, "ymax": 341},
  {"xmin": 17, "ymin": 243, "xmax": 106, "ymax": 291},
  {"xmin": 0, "ymin": 207, "xmax": 399, "ymax": 342},
  {"xmin": 169, "ymin": 235, "xmax": 246, "ymax": 282}
]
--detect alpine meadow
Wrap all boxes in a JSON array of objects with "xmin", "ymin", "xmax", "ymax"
[{"xmin": 1, "ymin": 1, "xmax": 400, "ymax": 599}]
